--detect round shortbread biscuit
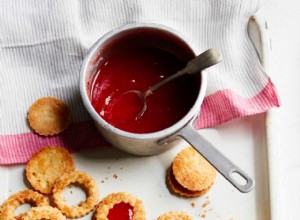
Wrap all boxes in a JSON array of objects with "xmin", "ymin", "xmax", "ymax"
[
  {"xmin": 167, "ymin": 167, "xmax": 212, "ymax": 197},
  {"xmin": 28, "ymin": 96, "xmax": 71, "ymax": 136},
  {"xmin": 0, "ymin": 190, "xmax": 49, "ymax": 220},
  {"xmin": 95, "ymin": 192, "xmax": 145, "ymax": 220},
  {"xmin": 172, "ymin": 147, "xmax": 217, "ymax": 192},
  {"xmin": 52, "ymin": 171, "xmax": 99, "ymax": 218},
  {"xmin": 157, "ymin": 211, "xmax": 193, "ymax": 220},
  {"xmin": 21, "ymin": 206, "xmax": 66, "ymax": 220},
  {"xmin": 26, "ymin": 146, "xmax": 75, "ymax": 194}
]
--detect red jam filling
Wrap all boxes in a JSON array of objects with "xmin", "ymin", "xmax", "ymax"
[
  {"xmin": 107, "ymin": 202, "xmax": 134, "ymax": 220},
  {"xmin": 90, "ymin": 29, "xmax": 199, "ymax": 133}
]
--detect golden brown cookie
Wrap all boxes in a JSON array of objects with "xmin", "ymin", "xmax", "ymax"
[
  {"xmin": 52, "ymin": 171, "xmax": 99, "ymax": 218},
  {"xmin": 157, "ymin": 211, "xmax": 193, "ymax": 220},
  {"xmin": 0, "ymin": 189, "xmax": 49, "ymax": 220},
  {"xmin": 168, "ymin": 147, "xmax": 216, "ymax": 197},
  {"xmin": 21, "ymin": 206, "xmax": 66, "ymax": 220},
  {"xmin": 28, "ymin": 96, "xmax": 71, "ymax": 136},
  {"xmin": 26, "ymin": 146, "xmax": 75, "ymax": 194},
  {"xmin": 167, "ymin": 167, "xmax": 212, "ymax": 197},
  {"xmin": 95, "ymin": 192, "xmax": 146, "ymax": 220}
]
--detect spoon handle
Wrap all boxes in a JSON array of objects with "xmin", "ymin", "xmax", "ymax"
[
  {"xmin": 144, "ymin": 48, "xmax": 222, "ymax": 97},
  {"xmin": 185, "ymin": 48, "xmax": 222, "ymax": 74}
]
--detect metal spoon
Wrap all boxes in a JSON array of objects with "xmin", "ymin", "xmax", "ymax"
[{"xmin": 123, "ymin": 48, "xmax": 223, "ymax": 119}]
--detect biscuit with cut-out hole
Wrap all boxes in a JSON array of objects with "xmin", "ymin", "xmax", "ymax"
[
  {"xmin": 26, "ymin": 146, "xmax": 75, "ymax": 194},
  {"xmin": 28, "ymin": 96, "xmax": 71, "ymax": 136},
  {"xmin": 52, "ymin": 171, "xmax": 99, "ymax": 218},
  {"xmin": 0, "ymin": 189, "xmax": 49, "ymax": 220}
]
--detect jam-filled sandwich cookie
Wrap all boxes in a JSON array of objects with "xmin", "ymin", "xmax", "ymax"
[
  {"xmin": 167, "ymin": 146, "xmax": 217, "ymax": 197},
  {"xmin": 28, "ymin": 96, "xmax": 71, "ymax": 136},
  {"xmin": 157, "ymin": 211, "xmax": 193, "ymax": 220},
  {"xmin": 95, "ymin": 192, "xmax": 146, "ymax": 220}
]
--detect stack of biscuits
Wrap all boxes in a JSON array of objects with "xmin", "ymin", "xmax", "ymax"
[{"xmin": 167, "ymin": 146, "xmax": 217, "ymax": 197}]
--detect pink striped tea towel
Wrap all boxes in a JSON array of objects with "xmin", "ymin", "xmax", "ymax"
[{"xmin": 0, "ymin": 0, "xmax": 279, "ymax": 165}]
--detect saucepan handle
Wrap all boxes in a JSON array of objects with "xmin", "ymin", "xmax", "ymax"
[{"xmin": 159, "ymin": 122, "xmax": 255, "ymax": 193}]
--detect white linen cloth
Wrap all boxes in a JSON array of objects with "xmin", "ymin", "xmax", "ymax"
[{"xmin": 0, "ymin": 0, "xmax": 279, "ymax": 164}]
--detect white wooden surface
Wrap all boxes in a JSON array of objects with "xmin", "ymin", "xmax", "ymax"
[{"xmin": 261, "ymin": 0, "xmax": 300, "ymax": 219}]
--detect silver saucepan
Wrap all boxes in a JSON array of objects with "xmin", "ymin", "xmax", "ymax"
[{"xmin": 80, "ymin": 23, "xmax": 255, "ymax": 193}]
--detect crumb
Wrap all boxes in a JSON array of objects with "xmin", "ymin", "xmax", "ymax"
[
  {"xmin": 191, "ymin": 202, "xmax": 195, "ymax": 207},
  {"xmin": 113, "ymin": 174, "xmax": 118, "ymax": 179},
  {"xmin": 205, "ymin": 196, "xmax": 209, "ymax": 199},
  {"xmin": 105, "ymin": 177, "xmax": 108, "ymax": 180},
  {"xmin": 101, "ymin": 180, "xmax": 104, "ymax": 183},
  {"xmin": 202, "ymin": 199, "xmax": 210, "ymax": 208},
  {"xmin": 204, "ymin": 210, "xmax": 207, "ymax": 213},
  {"xmin": 200, "ymin": 214, "xmax": 206, "ymax": 218},
  {"xmin": 120, "ymin": 167, "xmax": 123, "ymax": 170},
  {"xmin": 107, "ymin": 167, "xmax": 111, "ymax": 169},
  {"xmin": 70, "ymin": 190, "xmax": 73, "ymax": 194}
]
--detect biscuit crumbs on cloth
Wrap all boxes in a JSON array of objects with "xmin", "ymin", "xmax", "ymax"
[
  {"xmin": 0, "ymin": 189, "xmax": 49, "ymax": 220},
  {"xmin": 95, "ymin": 192, "xmax": 146, "ymax": 220},
  {"xmin": 27, "ymin": 96, "xmax": 71, "ymax": 136},
  {"xmin": 167, "ymin": 146, "xmax": 217, "ymax": 197},
  {"xmin": 26, "ymin": 146, "xmax": 75, "ymax": 194},
  {"xmin": 21, "ymin": 206, "xmax": 66, "ymax": 220},
  {"xmin": 157, "ymin": 211, "xmax": 193, "ymax": 220},
  {"xmin": 52, "ymin": 171, "xmax": 99, "ymax": 218}
]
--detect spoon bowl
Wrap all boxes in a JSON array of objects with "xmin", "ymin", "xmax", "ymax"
[{"xmin": 121, "ymin": 48, "xmax": 223, "ymax": 119}]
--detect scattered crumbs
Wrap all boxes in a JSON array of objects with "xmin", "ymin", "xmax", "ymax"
[
  {"xmin": 200, "ymin": 214, "xmax": 206, "ymax": 218},
  {"xmin": 101, "ymin": 180, "xmax": 105, "ymax": 183},
  {"xmin": 113, "ymin": 174, "xmax": 118, "ymax": 179},
  {"xmin": 107, "ymin": 166, "xmax": 111, "ymax": 169},
  {"xmin": 191, "ymin": 202, "xmax": 195, "ymax": 207},
  {"xmin": 202, "ymin": 198, "xmax": 211, "ymax": 208},
  {"xmin": 79, "ymin": 200, "xmax": 84, "ymax": 206},
  {"xmin": 120, "ymin": 167, "xmax": 123, "ymax": 170},
  {"xmin": 70, "ymin": 190, "xmax": 73, "ymax": 194}
]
